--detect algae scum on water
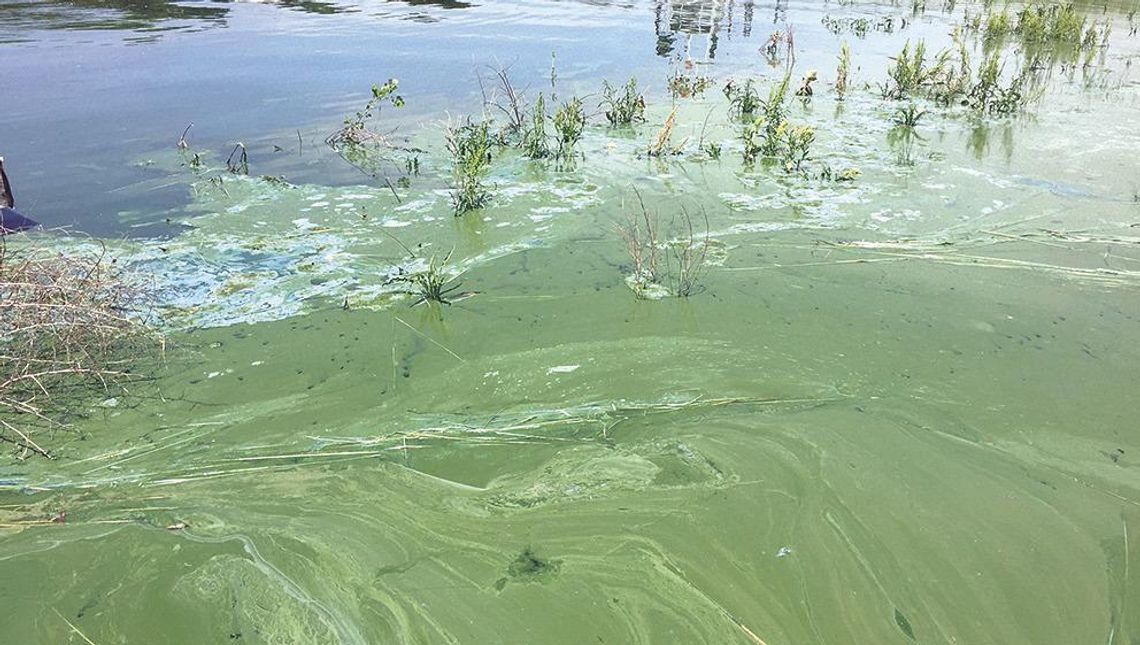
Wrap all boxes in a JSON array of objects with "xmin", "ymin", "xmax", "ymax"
[{"xmin": 2, "ymin": 0, "xmax": 1140, "ymax": 643}]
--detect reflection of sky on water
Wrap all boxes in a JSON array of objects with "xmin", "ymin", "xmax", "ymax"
[{"xmin": 0, "ymin": 0, "xmax": 1136, "ymax": 235}]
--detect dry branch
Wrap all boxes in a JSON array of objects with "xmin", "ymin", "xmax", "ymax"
[{"xmin": 0, "ymin": 237, "xmax": 158, "ymax": 458}]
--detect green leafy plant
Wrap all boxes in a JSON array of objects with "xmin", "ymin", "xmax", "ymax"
[
  {"xmin": 447, "ymin": 119, "xmax": 494, "ymax": 215},
  {"xmin": 881, "ymin": 39, "xmax": 969, "ymax": 105},
  {"xmin": 740, "ymin": 76, "xmax": 817, "ymax": 174},
  {"xmin": 600, "ymin": 78, "xmax": 646, "ymax": 126},
  {"xmin": 724, "ymin": 79, "xmax": 762, "ymax": 117},
  {"xmin": 892, "ymin": 103, "xmax": 927, "ymax": 127},
  {"xmin": 327, "ymin": 79, "xmax": 405, "ymax": 148},
  {"xmin": 781, "ymin": 125, "xmax": 816, "ymax": 173},
  {"xmin": 520, "ymin": 93, "xmax": 551, "ymax": 159},
  {"xmin": 742, "ymin": 75, "xmax": 790, "ymax": 162},
  {"xmin": 967, "ymin": 50, "xmax": 1026, "ymax": 115},
  {"xmin": 552, "ymin": 97, "xmax": 587, "ymax": 160}
]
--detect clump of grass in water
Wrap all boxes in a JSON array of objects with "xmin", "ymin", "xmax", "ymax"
[
  {"xmin": 617, "ymin": 190, "xmax": 711, "ymax": 299},
  {"xmin": 723, "ymin": 78, "xmax": 762, "ymax": 118},
  {"xmin": 892, "ymin": 103, "xmax": 926, "ymax": 128},
  {"xmin": 835, "ymin": 42, "xmax": 851, "ymax": 100},
  {"xmin": 552, "ymin": 96, "xmax": 586, "ymax": 161},
  {"xmin": 383, "ymin": 233, "xmax": 464, "ymax": 306},
  {"xmin": 967, "ymin": 50, "xmax": 1027, "ymax": 115},
  {"xmin": 973, "ymin": 3, "xmax": 1105, "ymax": 68},
  {"xmin": 397, "ymin": 252, "xmax": 462, "ymax": 306},
  {"xmin": 880, "ymin": 38, "xmax": 971, "ymax": 106},
  {"xmin": 881, "ymin": 40, "xmax": 934, "ymax": 99},
  {"xmin": 600, "ymin": 77, "xmax": 646, "ymax": 126},
  {"xmin": 447, "ymin": 119, "xmax": 494, "ymax": 215},
  {"xmin": 520, "ymin": 92, "xmax": 551, "ymax": 159}
]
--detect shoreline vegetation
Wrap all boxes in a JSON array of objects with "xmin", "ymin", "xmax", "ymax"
[{"xmin": 0, "ymin": 237, "xmax": 159, "ymax": 458}]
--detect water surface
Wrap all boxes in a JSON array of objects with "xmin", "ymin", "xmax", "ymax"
[{"xmin": 2, "ymin": 1, "xmax": 1140, "ymax": 643}]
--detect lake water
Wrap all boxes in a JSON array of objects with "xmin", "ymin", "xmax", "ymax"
[{"xmin": 2, "ymin": 0, "xmax": 1140, "ymax": 643}]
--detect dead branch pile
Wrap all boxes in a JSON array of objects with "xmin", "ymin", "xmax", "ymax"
[{"xmin": 0, "ymin": 238, "xmax": 156, "ymax": 459}]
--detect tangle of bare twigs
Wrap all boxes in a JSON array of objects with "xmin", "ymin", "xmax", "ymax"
[{"xmin": 0, "ymin": 237, "xmax": 159, "ymax": 459}]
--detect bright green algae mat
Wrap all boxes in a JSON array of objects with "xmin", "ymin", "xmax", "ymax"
[{"xmin": 3, "ymin": 0, "xmax": 1140, "ymax": 643}]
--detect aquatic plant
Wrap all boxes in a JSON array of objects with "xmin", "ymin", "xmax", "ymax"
[
  {"xmin": 617, "ymin": 191, "xmax": 711, "ymax": 299},
  {"xmin": 325, "ymin": 79, "xmax": 422, "ymax": 185},
  {"xmin": 520, "ymin": 93, "xmax": 552, "ymax": 160},
  {"xmin": 393, "ymin": 251, "xmax": 462, "ymax": 306},
  {"xmin": 739, "ymin": 76, "xmax": 818, "ymax": 173},
  {"xmin": 723, "ymin": 79, "xmax": 762, "ymax": 118},
  {"xmin": 668, "ymin": 69, "xmax": 713, "ymax": 99},
  {"xmin": 795, "ymin": 70, "xmax": 819, "ymax": 98},
  {"xmin": 966, "ymin": 50, "xmax": 1026, "ymax": 115},
  {"xmin": 0, "ymin": 238, "xmax": 158, "ymax": 458},
  {"xmin": 763, "ymin": 30, "xmax": 795, "ymax": 67},
  {"xmin": 226, "ymin": 142, "xmax": 248, "ymax": 175},
  {"xmin": 741, "ymin": 75, "xmax": 790, "ymax": 162},
  {"xmin": 818, "ymin": 165, "xmax": 861, "ymax": 182},
  {"xmin": 822, "ymin": 15, "xmax": 905, "ymax": 38},
  {"xmin": 1015, "ymin": 3, "xmax": 1088, "ymax": 45},
  {"xmin": 382, "ymin": 232, "xmax": 464, "ymax": 306},
  {"xmin": 881, "ymin": 39, "xmax": 969, "ymax": 105},
  {"xmin": 552, "ymin": 97, "xmax": 587, "ymax": 160},
  {"xmin": 176, "ymin": 123, "xmax": 192, "ymax": 150},
  {"xmin": 327, "ymin": 79, "xmax": 405, "ymax": 148},
  {"xmin": 482, "ymin": 65, "xmax": 527, "ymax": 137},
  {"xmin": 646, "ymin": 107, "xmax": 683, "ymax": 157},
  {"xmin": 781, "ymin": 125, "xmax": 816, "ymax": 173},
  {"xmin": 892, "ymin": 103, "xmax": 927, "ymax": 128},
  {"xmin": 835, "ymin": 42, "xmax": 851, "ymax": 99},
  {"xmin": 882, "ymin": 40, "xmax": 933, "ymax": 99},
  {"xmin": 186, "ymin": 151, "xmax": 204, "ymax": 171},
  {"xmin": 447, "ymin": 119, "xmax": 494, "ymax": 215},
  {"xmin": 600, "ymin": 77, "xmax": 646, "ymax": 126},
  {"xmin": 984, "ymin": 8, "xmax": 1012, "ymax": 43}
]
